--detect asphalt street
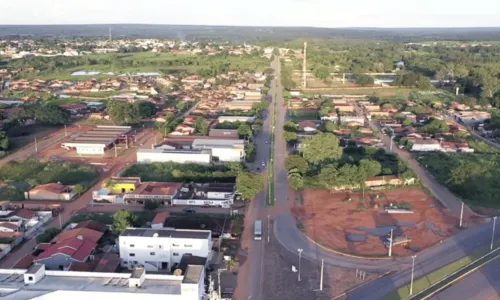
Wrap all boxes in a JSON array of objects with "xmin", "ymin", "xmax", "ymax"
[{"xmin": 269, "ymin": 58, "xmax": 500, "ymax": 299}]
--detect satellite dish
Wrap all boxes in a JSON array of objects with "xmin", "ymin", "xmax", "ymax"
[{"xmin": 292, "ymin": 266, "xmax": 297, "ymax": 273}]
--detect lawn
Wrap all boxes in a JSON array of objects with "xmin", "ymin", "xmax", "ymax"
[{"xmin": 288, "ymin": 109, "xmax": 319, "ymax": 122}]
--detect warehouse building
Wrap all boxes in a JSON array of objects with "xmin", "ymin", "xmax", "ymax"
[
  {"xmin": 136, "ymin": 149, "xmax": 212, "ymax": 164},
  {"xmin": 192, "ymin": 139, "xmax": 245, "ymax": 162},
  {"xmin": 61, "ymin": 126, "xmax": 132, "ymax": 155}
]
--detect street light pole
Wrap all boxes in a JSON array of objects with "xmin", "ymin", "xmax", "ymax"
[
  {"xmin": 491, "ymin": 216, "xmax": 497, "ymax": 250},
  {"xmin": 459, "ymin": 202, "xmax": 464, "ymax": 228},
  {"xmin": 388, "ymin": 228, "xmax": 393, "ymax": 257},
  {"xmin": 267, "ymin": 215, "xmax": 270, "ymax": 243},
  {"xmin": 297, "ymin": 248, "xmax": 303, "ymax": 282},
  {"xmin": 410, "ymin": 255, "xmax": 417, "ymax": 295}
]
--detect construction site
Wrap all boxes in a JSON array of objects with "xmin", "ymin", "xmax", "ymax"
[{"xmin": 292, "ymin": 187, "xmax": 466, "ymax": 257}]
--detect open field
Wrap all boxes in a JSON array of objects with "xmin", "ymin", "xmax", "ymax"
[
  {"xmin": 9, "ymin": 52, "xmax": 270, "ymax": 80},
  {"xmin": 293, "ymin": 187, "xmax": 462, "ymax": 257}
]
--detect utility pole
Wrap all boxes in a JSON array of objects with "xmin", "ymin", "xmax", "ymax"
[
  {"xmin": 459, "ymin": 202, "xmax": 464, "ymax": 228},
  {"xmin": 267, "ymin": 215, "xmax": 270, "ymax": 243},
  {"xmin": 34, "ymin": 138, "xmax": 38, "ymax": 152},
  {"xmin": 390, "ymin": 135, "xmax": 394, "ymax": 152},
  {"xmin": 114, "ymin": 143, "xmax": 117, "ymax": 158},
  {"xmin": 64, "ymin": 125, "xmax": 68, "ymax": 137},
  {"xmin": 218, "ymin": 269, "xmax": 221, "ymax": 300},
  {"xmin": 297, "ymin": 248, "xmax": 303, "ymax": 282},
  {"xmin": 319, "ymin": 259, "xmax": 324, "ymax": 291},
  {"xmin": 491, "ymin": 216, "xmax": 497, "ymax": 250},
  {"xmin": 108, "ymin": 26, "xmax": 112, "ymax": 43},
  {"xmin": 59, "ymin": 213, "xmax": 62, "ymax": 229},
  {"xmin": 125, "ymin": 137, "xmax": 128, "ymax": 149},
  {"xmin": 302, "ymin": 42, "xmax": 307, "ymax": 88},
  {"xmin": 342, "ymin": 73, "xmax": 346, "ymax": 85},
  {"xmin": 410, "ymin": 255, "xmax": 417, "ymax": 295},
  {"xmin": 388, "ymin": 228, "xmax": 393, "ymax": 257}
]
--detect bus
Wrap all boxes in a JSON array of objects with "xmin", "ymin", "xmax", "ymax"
[{"xmin": 254, "ymin": 220, "xmax": 263, "ymax": 241}]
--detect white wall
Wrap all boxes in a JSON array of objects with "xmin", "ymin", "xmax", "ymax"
[
  {"xmin": 137, "ymin": 151, "xmax": 211, "ymax": 164},
  {"xmin": 172, "ymin": 199, "xmax": 231, "ymax": 208},
  {"xmin": 211, "ymin": 148, "xmax": 243, "ymax": 162},
  {"xmin": 119, "ymin": 234, "xmax": 211, "ymax": 272},
  {"xmin": 77, "ymin": 147, "xmax": 105, "ymax": 155}
]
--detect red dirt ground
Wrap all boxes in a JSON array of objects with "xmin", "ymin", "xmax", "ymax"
[{"xmin": 293, "ymin": 187, "xmax": 469, "ymax": 257}]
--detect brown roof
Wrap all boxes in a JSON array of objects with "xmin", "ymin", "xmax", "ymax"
[
  {"xmin": 129, "ymin": 182, "xmax": 182, "ymax": 197},
  {"xmin": 14, "ymin": 209, "xmax": 34, "ymax": 219},
  {"xmin": 13, "ymin": 254, "xmax": 35, "ymax": 269},
  {"xmin": 152, "ymin": 212, "xmax": 170, "ymax": 225},
  {"xmin": 50, "ymin": 228, "xmax": 104, "ymax": 244},
  {"xmin": 74, "ymin": 220, "xmax": 107, "ymax": 233},
  {"xmin": 93, "ymin": 253, "xmax": 120, "ymax": 273},
  {"xmin": 0, "ymin": 223, "xmax": 18, "ymax": 230},
  {"xmin": 68, "ymin": 261, "xmax": 93, "ymax": 272},
  {"xmin": 298, "ymin": 121, "xmax": 316, "ymax": 128},
  {"xmin": 30, "ymin": 183, "xmax": 70, "ymax": 194}
]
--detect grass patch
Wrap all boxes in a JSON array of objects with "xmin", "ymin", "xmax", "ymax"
[
  {"xmin": 288, "ymin": 109, "xmax": 319, "ymax": 122},
  {"xmin": 384, "ymin": 248, "xmax": 491, "ymax": 300}
]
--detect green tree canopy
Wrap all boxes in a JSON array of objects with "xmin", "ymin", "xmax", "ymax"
[
  {"xmin": 314, "ymin": 66, "xmax": 330, "ymax": 80},
  {"xmin": 194, "ymin": 117, "xmax": 209, "ymax": 135},
  {"xmin": 113, "ymin": 210, "xmax": 139, "ymax": 233},
  {"xmin": 358, "ymin": 159, "xmax": 382, "ymax": 178},
  {"xmin": 283, "ymin": 131, "xmax": 298, "ymax": 143},
  {"xmin": 0, "ymin": 132, "xmax": 9, "ymax": 151},
  {"xmin": 318, "ymin": 165, "xmax": 339, "ymax": 190},
  {"xmin": 422, "ymin": 118, "xmax": 449, "ymax": 134},
  {"xmin": 236, "ymin": 171, "xmax": 264, "ymax": 200},
  {"xmin": 355, "ymin": 74, "xmax": 375, "ymax": 86},
  {"xmin": 107, "ymin": 101, "xmax": 141, "ymax": 125},
  {"xmin": 285, "ymin": 155, "xmax": 309, "ymax": 174},
  {"xmin": 238, "ymin": 123, "xmax": 253, "ymax": 138},
  {"xmin": 301, "ymin": 133, "xmax": 342, "ymax": 164},
  {"xmin": 134, "ymin": 101, "xmax": 157, "ymax": 119}
]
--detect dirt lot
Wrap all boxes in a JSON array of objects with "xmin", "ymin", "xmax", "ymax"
[{"xmin": 293, "ymin": 187, "xmax": 463, "ymax": 257}]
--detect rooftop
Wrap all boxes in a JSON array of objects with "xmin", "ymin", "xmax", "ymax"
[
  {"xmin": 120, "ymin": 228, "xmax": 211, "ymax": 240},
  {"xmin": 61, "ymin": 125, "xmax": 131, "ymax": 148}
]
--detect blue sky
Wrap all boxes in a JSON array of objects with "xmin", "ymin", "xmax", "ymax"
[{"xmin": 2, "ymin": 0, "xmax": 500, "ymax": 27}]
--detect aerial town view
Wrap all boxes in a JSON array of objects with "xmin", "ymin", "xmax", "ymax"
[{"xmin": 0, "ymin": 1, "xmax": 500, "ymax": 300}]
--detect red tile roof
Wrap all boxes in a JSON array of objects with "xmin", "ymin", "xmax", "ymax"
[
  {"xmin": 14, "ymin": 209, "xmax": 34, "ymax": 219},
  {"xmin": 74, "ymin": 220, "xmax": 106, "ymax": 233},
  {"xmin": 30, "ymin": 183, "xmax": 70, "ymax": 194},
  {"xmin": 298, "ymin": 121, "xmax": 316, "ymax": 128},
  {"xmin": 0, "ymin": 223, "xmax": 18, "ymax": 231},
  {"xmin": 93, "ymin": 253, "xmax": 120, "ymax": 273},
  {"xmin": 13, "ymin": 254, "xmax": 35, "ymax": 269},
  {"xmin": 152, "ymin": 212, "xmax": 170, "ymax": 225},
  {"xmin": 35, "ymin": 237, "xmax": 97, "ymax": 262},
  {"xmin": 50, "ymin": 228, "xmax": 103, "ymax": 244}
]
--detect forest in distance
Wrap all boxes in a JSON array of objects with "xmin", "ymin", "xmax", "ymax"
[{"xmin": 2, "ymin": 24, "xmax": 500, "ymax": 41}]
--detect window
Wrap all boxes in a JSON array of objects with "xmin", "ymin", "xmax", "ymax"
[
  {"xmin": 28, "ymin": 276, "xmax": 33, "ymax": 281},
  {"xmin": 158, "ymin": 245, "xmax": 162, "ymax": 249},
  {"xmin": 150, "ymin": 252, "xmax": 155, "ymax": 256},
  {"xmin": 130, "ymin": 244, "xmax": 135, "ymax": 248},
  {"xmin": 147, "ymin": 245, "xmax": 154, "ymax": 248},
  {"xmin": 129, "ymin": 253, "xmax": 135, "ymax": 257},
  {"xmin": 184, "ymin": 244, "xmax": 192, "ymax": 248},
  {"xmin": 134, "ymin": 261, "xmax": 138, "ymax": 264},
  {"xmin": 173, "ymin": 253, "xmax": 179, "ymax": 256},
  {"xmin": 123, "ymin": 261, "xmax": 128, "ymax": 264}
]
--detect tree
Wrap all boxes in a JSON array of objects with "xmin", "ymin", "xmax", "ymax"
[
  {"xmin": 301, "ymin": 133, "xmax": 342, "ymax": 164},
  {"xmin": 318, "ymin": 165, "xmax": 339, "ymax": 190},
  {"xmin": 26, "ymin": 104, "xmax": 70, "ymax": 125},
  {"xmin": 355, "ymin": 74, "xmax": 375, "ymax": 86},
  {"xmin": 107, "ymin": 101, "xmax": 141, "ymax": 125},
  {"xmin": 288, "ymin": 174, "xmax": 304, "ymax": 191},
  {"xmin": 103, "ymin": 178, "xmax": 117, "ymax": 189},
  {"xmin": 144, "ymin": 201, "xmax": 160, "ymax": 210},
  {"xmin": 113, "ymin": 209, "xmax": 138, "ymax": 233},
  {"xmin": 285, "ymin": 155, "xmax": 309, "ymax": 174},
  {"xmin": 358, "ymin": 159, "xmax": 382, "ymax": 178},
  {"xmin": 324, "ymin": 121, "xmax": 338, "ymax": 132},
  {"xmin": 422, "ymin": 118, "xmax": 449, "ymax": 134},
  {"xmin": 72, "ymin": 184, "xmax": 86, "ymax": 196},
  {"xmin": 236, "ymin": 171, "xmax": 264, "ymax": 201},
  {"xmin": 194, "ymin": 118, "xmax": 209, "ymax": 135},
  {"xmin": 245, "ymin": 143, "xmax": 257, "ymax": 162},
  {"xmin": 134, "ymin": 101, "xmax": 157, "ymax": 119},
  {"xmin": 284, "ymin": 121, "xmax": 297, "ymax": 132},
  {"xmin": 238, "ymin": 123, "xmax": 253, "ymax": 138},
  {"xmin": 283, "ymin": 131, "xmax": 298, "ymax": 143},
  {"xmin": 314, "ymin": 66, "xmax": 330, "ymax": 80},
  {"xmin": 36, "ymin": 228, "xmax": 61, "ymax": 243},
  {"xmin": 0, "ymin": 132, "xmax": 9, "ymax": 150}
]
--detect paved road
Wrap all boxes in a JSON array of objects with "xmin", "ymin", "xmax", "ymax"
[
  {"xmin": 233, "ymin": 58, "xmax": 277, "ymax": 300},
  {"xmin": 430, "ymin": 254, "xmax": 500, "ymax": 300}
]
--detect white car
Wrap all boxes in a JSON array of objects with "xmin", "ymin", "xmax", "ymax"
[{"xmin": 261, "ymin": 161, "xmax": 266, "ymax": 167}]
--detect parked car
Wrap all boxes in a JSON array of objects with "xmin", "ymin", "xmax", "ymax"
[{"xmin": 183, "ymin": 208, "xmax": 196, "ymax": 213}]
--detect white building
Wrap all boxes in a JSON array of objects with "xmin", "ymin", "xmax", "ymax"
[
  {"xmin": 339, "ymin": 115, "xmax": 365, "ymax": 124},
  {"xmin": 61, "ymin": 126, "xmax": 131, "ymax": 155},
  {"xmin": 2, "ymin": 263, "xmax": 204, "ymax": 300},
  {"xmin": 137, "ymin": 149, "xmax": 212, "ymax": 164},
  {"xmin": 192, "ymin": 139, "xmax": 245, "ymax": 162},
  {"xmin": 217, "ymin": 116, "xmax": 256, "ymax": 123},
  {"xmin": 119, "ymin": 228, "xmax": 212, "ymax": 272},
  {"xmin": 172, "ymin": 183, "xmax": 235, "ymax": 208},
  {"xmin": 410, "ymin": 139, "xmax": 441, "ymax": 152}
]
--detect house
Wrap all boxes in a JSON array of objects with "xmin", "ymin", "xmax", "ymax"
[
  {"xmin": 170, "ymin": 124, "xmax": 195, "ymax": 136},
  {"xmin": 172, "ymin": 183, "xmax": 235, "ymax": 208},
  {"xmin": 151, "ymin": 212, "xmax": 170, "ymax": 229},
  {"xmin": 339, "ymin": 115, "xmax": 365, "ymax": 125},
  {"xmin": 192, "ymin": 138, "xmax": 245, "ymax": 162},
  {"xmin": 209, "ymin": 129, "xmax": 239, "ymax": 139},
  {"xmin": 24, "ymin": 183, "xmax": 75, "ymax": 201},
  {"xmin": 0, "ymin": 222, "xmax": 20, "ymax": 232},
  {"xmin": 123, "ymin": 182, "xmax": 183, "ymax": 205},
  {"xmin": 217, "ymin": 116, "xmax": 255, "ymax": 123},
  {"xmin": 119, "ymin": 228, "xmax": 212, "ymax": 272},
  {"xmin": 298, "ymin": 121, "xmax": 317, "ymax": 132},
  {"xmin": 363, "ymin": 104, "xmax": 380, "ymax": 111},
  {"xmin": 33, "ymin": 236, "xmax": 98, "ymax": 270},
  {"xmin": 454, "ymin": 111, "xmax": 491, "ymax": 125},
  {"xmin": 410, "ymin": 139, "xmax": 441, "ymax": 152},
  {"xmin": 105, "ymin": 177, "xmax": 141, "ymax": 194},
  {"xmin": 335, "ymin": 104, "xmax": 354, "ymax": 112},
  {"xmin": 59, "ymin": 103, "xmax": 87, "ymax": 115},
  {"xmin": 50, "ymin": 227, "xmax": 104, "ymax": 244},
  {"xmin": 321, "ymin": 112, "xmax": 338, "ymax": 122}
]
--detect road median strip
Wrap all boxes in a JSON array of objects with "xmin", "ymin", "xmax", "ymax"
[{"xmin": 384, "ymin": 247, "xmax": 500, "ymax": 300}]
